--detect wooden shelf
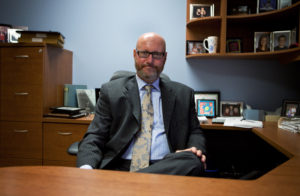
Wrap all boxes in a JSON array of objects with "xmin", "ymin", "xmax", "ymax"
[
  {"xmin": 186, "ymin": 0, "xmax": 300, "ymax": 63},
  {"xmin": 186, "ymin": 47, "xmax": 300, "ymax": 63},
  {"xmin": 187, "ymin": 16, "xmax": 222, "ymax": 27},
  {"xmin": 227, "ymin": 1, "xmax": 300, "ymax": 21}
]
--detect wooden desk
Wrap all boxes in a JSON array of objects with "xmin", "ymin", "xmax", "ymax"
[
  {"xmin": 1, "ymin": 118, "xmax": 300, "ymax": 195},
  {"xmin": 0, "ymin": 163, "xmax": 299, "ymax": 196}
]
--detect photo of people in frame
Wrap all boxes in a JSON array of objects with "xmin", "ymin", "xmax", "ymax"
[
  {"xmin": 285, "ymin": 103, "xmax": 298, "ymax": 117},
  {"xmin": 221, "ymin": 102, "xmax": 243, "ymax": 117},
  {"xmin": 272, "ymin": 31, "xmax": 291, "ymax": 51},
  {"xmin": 187, "ymin": 41, "xmax": 206, "ymax": 55},
  {"xmin": 281, "ymin": 100, "xmax": 300, "ymax": 117},
  {"xmin": 258, "ymin": 0, "xmax": 277, "ymax": 13},
  {"xmin": 190, "ymin": 4, "xmax": 214, "ymax": 20},
  {"xmin": 254, "ymin": 32, "xmax": 271, "ymax": 52}
]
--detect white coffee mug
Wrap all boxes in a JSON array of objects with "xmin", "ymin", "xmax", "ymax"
[{"xmin": 203, "ymin": 36, "xmax": 218, "ymax": 53}]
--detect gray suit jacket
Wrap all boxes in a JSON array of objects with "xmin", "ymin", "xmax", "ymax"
[{"xmin": 77, "ymin": 75, "xmax": 206, "ymax": 169}]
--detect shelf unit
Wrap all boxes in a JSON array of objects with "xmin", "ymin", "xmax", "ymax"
[{"xmin": 186, "ymin": 0, "xmax": 300, "ymax": 63}]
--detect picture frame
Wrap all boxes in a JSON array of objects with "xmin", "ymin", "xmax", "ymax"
[
  {"xmin": 272, "ymin": 30, "xmax": 291, "ymax": 51},
  {"xmin": 254, "ymin": 32, "xmax": 271, "ymax": 53},
  {"xmin": 190, "ymin": 4, "xmax": 214, "ymax": 20},
  {"xmin": 257, "ymin": 0, "xmax": 277, "ymax": 13},
  {"xmin": 197, "ymin": 99, "xmax": 216, "ymax": 118},
  {"xmin": 278, "ymin": 0, "xmax": 292, "ymax": 9},
  {"xmin": 221, "ymin": 101, "xmax": 244, "ymax": 117},
  {"xmin": 291, "ymin": 27, "xmax": 297, "ymax": 44},
  {"xmin": 226, "ymin": 39, "xmax": 242, "ymax": 53},
  {"xmin": 194, "ymin": 91, "xmax": 220, "ymax": 116},
  {"xmin": 7, "ymin": 29, "xmax": 22, "ymax": 43},
  {"xmin": 281, "ymin": 100, "xmax": 300, "ymax": 117},
  {"xmin": 187, "ymin": 41, "xmax": 206, "ymax": 55}
]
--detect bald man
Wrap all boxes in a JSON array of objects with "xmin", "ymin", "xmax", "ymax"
[{"xmin": 77, "ymin": 32, "xmax": 206, "ymax": 176}]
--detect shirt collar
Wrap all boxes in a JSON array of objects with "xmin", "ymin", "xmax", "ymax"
[{"xmin": 136, "ymin": 74, "xmax": 160, "ymax": 92}]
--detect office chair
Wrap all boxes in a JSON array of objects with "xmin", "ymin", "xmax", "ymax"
[{"xmin": 67, "ymin": 70, "xmax": 171, "ymax": 156}]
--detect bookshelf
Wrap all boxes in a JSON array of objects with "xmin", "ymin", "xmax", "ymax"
[{"xmin": 186, "ymin": 0, "xmax": 300, "ymax": 64}]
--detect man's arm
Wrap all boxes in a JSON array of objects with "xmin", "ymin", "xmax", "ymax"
[
  {"xmin": 76, "ymin": 84, "xmax": 112, "ymax": 168},
  {"xmin": 176, "ymin": 90, "xmax": 207, "ymax": 164}
]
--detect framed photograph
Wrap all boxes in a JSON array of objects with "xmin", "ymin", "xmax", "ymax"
[
  {"xmin": 194, "ymin": 91, "xmax": 220, "ymax": 116},
  {"xmin": 278, "ymin": 0, "xmax": 292, "ymax": 9},
  {"xmin": 272, "ymin": 30, "xmax": 291, "ymax": 51},
  {"xmin": 291, "ymin": 28, "xmax": 297, "ymax": 44},
  {"xmin": 197, "ymin": 99, "xmax": 216, "ymax": 118},
  {"xmin": 281, "ymin": 100, "xmax": 300, "ymax": 117},
  {"xmin": 7, "ymin": 29, "xmax": 22, "ymax": 43},
  {"xmin": 226, "ymin": 39, "xmax": 242, "ymax": 53},
  {"xmin": 187, "ymin": 41, "xmax": 206, "ymax": 55},
  {"xmin": 221, "ymin": 101, "xmax": 244, "ymax": 117},
  {"xmin": 254, "ymin": 32, "xmax": 271, "ymax": 53},
  {"xmin": 257, "ymin": 0, "xmax": 277, "ymax": 13},
  {"xmin": 190, "ymin": 4, "xmax": 214, "ymax": 20}
]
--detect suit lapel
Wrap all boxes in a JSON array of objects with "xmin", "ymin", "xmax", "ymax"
[
  {"xmin": 122, "ymin": 77, "xmax": 141, "ymax": 124},
  {"xmin": 160, "ymin": 79, "xmax": 176, "ymax": 135},
  {"xmin": 122, "ymin": 77, "xmax": 176, "ymax": 133}
]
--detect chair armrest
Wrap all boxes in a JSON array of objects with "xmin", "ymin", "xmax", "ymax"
[{"xmin": 67, "ymin": 141, "xmax": 79, "ymax": 156}]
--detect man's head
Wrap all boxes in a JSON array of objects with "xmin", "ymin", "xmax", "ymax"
[
  {"xmin": 278, "ymin": 35, "xmax": 287, "ymax": 48},
  {"xmin": 134, "ymin": 32, "xmax": 167, "ymax": 83}
]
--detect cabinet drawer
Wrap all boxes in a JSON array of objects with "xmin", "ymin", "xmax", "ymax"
[
  {"xmin": 1, "ymin": 47, "xmax": 44, "ymax": 85},
  {"xmin": 0, "ymin": 84, "xmax": 43, "ymax": 121},
  {"xmin": 0, "ymin": 157, "xmax": 42, "ymax": 167},
  {"xmin": 43, "ymin": 123, "xmax": 87, "ymax": 163},
  {"xmin": 0, "ymin": 121, "xmax": 42, "ymax": 159}
]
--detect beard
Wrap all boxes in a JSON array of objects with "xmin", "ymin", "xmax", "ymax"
[{"xmin": 135, "ymin": 63, "xmax": 161, "ymax": 83}]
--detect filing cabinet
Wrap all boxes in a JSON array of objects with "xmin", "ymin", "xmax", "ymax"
[
  {"xmin": 43, "ymin": 122, "xmax": 88, "ymax": 167},
  {"xmin": 0, "ymin": 43, "xmax": 72, "ymax": 166}
]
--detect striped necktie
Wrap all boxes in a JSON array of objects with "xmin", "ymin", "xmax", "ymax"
[{"xmin": 130, "ymin": 85, "xmax": 154, "ymax": 172}]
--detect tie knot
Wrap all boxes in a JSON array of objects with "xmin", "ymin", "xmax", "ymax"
[{"xmin": 144, "ymin": 85, "xmax": 153, "ymax": 93}]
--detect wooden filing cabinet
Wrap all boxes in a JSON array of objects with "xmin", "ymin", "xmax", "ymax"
[
  {"xmin": 0, "ymin": 43, "xmax": 72, "ymax": 166},
  {"xmin": 43, "ymin": 122, "xmax": 89, "ymax": 167}
]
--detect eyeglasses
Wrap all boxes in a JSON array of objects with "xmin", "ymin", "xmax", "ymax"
[{"xmin": 136, "ymin": 50, "xmax": 166, "ymax": 59}]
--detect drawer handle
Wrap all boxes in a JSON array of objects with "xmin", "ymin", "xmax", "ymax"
[
  {"xmin": 15, "ymin": 92, "xmax": 29, "ymax": 96},
  {"xmin": 15, "ymin": 55, "xmax": 29, "ymax": 58},
  {"xmin": 14, "ymin": 129, "xmax": 29, "ymax": 133},
  {"xmin": 57, "ymin": 131, "xmax": 73, "ymax": 136}
]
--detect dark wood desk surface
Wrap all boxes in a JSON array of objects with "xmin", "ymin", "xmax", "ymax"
[{"xmin": 19, "ymin": 116, "xmax": 297, "ymax": 195}]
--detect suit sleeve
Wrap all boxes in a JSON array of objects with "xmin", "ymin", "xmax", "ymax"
[
  {"xmin": 187, "ymin": 90, "xmax": 207, "ymax": 155},
  {"xmin": 76, "ymin": 84, "xmax": 112, "ymax": 168}
]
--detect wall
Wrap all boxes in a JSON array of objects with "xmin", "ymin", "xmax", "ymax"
[{"xmin": 0, "ymin": 0, "xmax": 299, "ymax": 111}]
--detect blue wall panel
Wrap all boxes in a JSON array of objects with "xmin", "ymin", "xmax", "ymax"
[{"xmin": 0, "ymin": 0, "xmax": 299, "ymax": 111}]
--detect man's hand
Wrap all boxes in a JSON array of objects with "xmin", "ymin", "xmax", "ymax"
[{"xmin": 176, "ymin": 147, "xmax": 206, "ymax": 165}]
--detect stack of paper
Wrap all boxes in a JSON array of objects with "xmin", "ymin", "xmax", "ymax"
[
  {"xmin": 278, "ymin": 117, "xmax": 300, "ymax": 133},
  {"xmin": 224, "ymin": 118, "xmax": 263, "ymax": 128}
]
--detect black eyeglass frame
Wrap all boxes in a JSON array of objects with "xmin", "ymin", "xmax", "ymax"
[{"xmin": 136, "ymin": 50, "xmax": 166, "ymax": 59}]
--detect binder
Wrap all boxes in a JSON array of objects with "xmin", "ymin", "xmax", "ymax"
[{"xmin": 64, "ymin": 84, "xmax": 87, "ymax": 107}]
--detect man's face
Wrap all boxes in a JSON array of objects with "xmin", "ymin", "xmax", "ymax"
[
  {"xmin": 134, "ymin": 35, "xmax": 167, "ymax": 83},
  {"xmin": 278, "ymin": 37, "xmax": 286, "ymax": 47}
]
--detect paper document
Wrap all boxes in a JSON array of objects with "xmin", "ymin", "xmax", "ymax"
[
  {"xmin": 224, "ymin": 118, "xmax": 263, "ymax": 128},
  {"xmin": 198, "ymin": 116, "xmax": 208, "ymax": 123}
]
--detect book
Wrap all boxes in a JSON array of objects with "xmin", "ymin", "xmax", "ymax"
[
  {"xmin": 50, "ymin": 106, "xmax": 84, "ymax": 115},
  {"xmin": 76, "ymin": 89, "xmax": 96, "ymax": 113},
  {"xmin": 45, "ymin": 112, "xmax": 86, "ymax": 119},
  {"xmin": 64, "ymin": 84, "xmax": 87, "ymax": 107},
  {"xmin": 17, "ymin": 30, "xmax": 65, "ymax": 47}
]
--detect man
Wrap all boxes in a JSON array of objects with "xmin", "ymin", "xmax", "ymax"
[
  {"xmin": 274, "ymin": 35, "xmax": 288, "ymax": 51},
  {"xmin": 77, "ymin": 32, "xmax": 206, "ymax": 176}
]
